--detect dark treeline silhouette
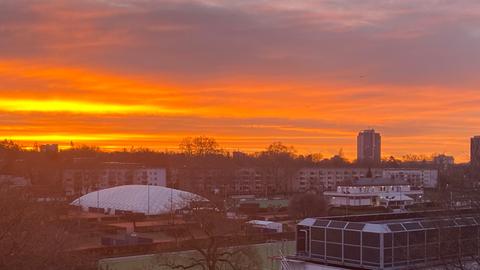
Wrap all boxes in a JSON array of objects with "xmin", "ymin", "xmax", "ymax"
[{"xmin": 0, "ymin": 138, "xmax": 474, "ymax": 196}]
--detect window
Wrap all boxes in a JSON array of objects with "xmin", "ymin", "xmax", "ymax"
[
  {"xmin": 394, "ymin": 247, "xmax": 408, "ymax": 263},
  {"xmin": 328, "ymin": 221, "xmax": 347, "ymax": 229},
  {"xmin": 394, "ymin": 232, "xmax": 408, "ymax": 246},
  {"xmin": 384, "ymin": 248, "xmax": 393, "ymax": 265},
  {"xmin": 403, "ymin": 222, "xmax": 422, "ymax": 230},
  {"xmin": 388, "ymin": 223, "xmax": 405, "ymax": 232},
  {"xmin": 326, "ymin": 243, "xmax": 342, "ymax": 259},
  {"xmin": 409, "ymin": 245, "xmax": 425, "ymax": 261},
  {"xmin": 426, "ymin": 244, "xmax": 439, "ymax": 259},
  {"xmin": 344, "ymin": 245, "xmax": 360, "ymax": 261},
  {"xmin": 384, "ymin": 233, "xmax": 393, "ymax": 248},
  {"xmin": 296, "ymin": 227, "xmax": 308, "ymax": 254},
  {"xmin": 314, "ymin": 220, "xmax": 330, "ymax": 227},
  {"xmin": 460, "ymin": 239, "xmax": 477, "ymax": 256},
  {"xmin": 461, "ymin": 226, "xmax": 477, "ymax": 239},
  {"xmin": 409, "ymin": 231, "xmax": 425, "ymax": 245},
  {"xmin": 311, "ymin": 227, "xmax": 325, "ymax": 241},
  {"xmin": 311, "ymin": 241, "xmax": 325, "ymax": 256},
  {"xmin": 440, "ymin": 227, "xmax": 459, "ymax": 241},
  {"xmin": 346, "ymin": 223, "xmax": 365, "ymax": 230},
  {"xmin": 440, "ymin": 241, "xmax": 459, "ymax": 257},
  {"xmin": 362, "ymin": 232, "xmax": 380, "ymax": 247},
  {"xmin": 344, "ymin": 230, "xmax": 361, "ymax": 245},
  {"xmin": 426, "ymin": 229, "xmax": 439, "ymax": 243},
  {"xmin": 362, "ymin": 247, "xmax": 380, "ymax": 263},
  {"xmin": 326, "ymin": 229, "xmax": 342, "ymax": 243}
]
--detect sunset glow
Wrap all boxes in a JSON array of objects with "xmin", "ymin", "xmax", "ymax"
[
  {"xmin": 0, "ymin": 99, "xmax": 164, "ymax": 114},
  {"xmin": 1, "ymin": 0, "xmax": 480, "ymax": 161}
]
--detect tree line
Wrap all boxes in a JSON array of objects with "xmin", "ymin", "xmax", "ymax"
[{"xmin": 0, "ymin": 137, "xmax": 473, "ymax": 191}]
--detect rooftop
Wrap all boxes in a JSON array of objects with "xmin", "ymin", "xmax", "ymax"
[
  {"xmin": 345, "ymin": 177, "xmax": 409, "ymax": 187},
  {"xmin": 299, "ymin": 208, "xmax": 480, "ymax": 233}
]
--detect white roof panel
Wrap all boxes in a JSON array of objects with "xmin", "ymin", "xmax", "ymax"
[
  {"xmin": 71, "ymin": 185, "xmax": 206, "ymax": 215},
  {"xmin": 363, "ymin": 223, "xmax": 391, "ymax": 233},
  {"xmin": 298, "ymin": 218, "xmax": 316, "ymax": 226}
]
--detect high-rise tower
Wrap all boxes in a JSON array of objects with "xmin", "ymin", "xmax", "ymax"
[{"xmin": 357, "ymin": 129, "xmax": 381, "ymax": 164}]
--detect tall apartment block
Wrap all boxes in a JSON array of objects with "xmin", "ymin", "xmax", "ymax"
[{"xmin": 357, "ymin": 129, "xmax": 381, "ymax": 164}]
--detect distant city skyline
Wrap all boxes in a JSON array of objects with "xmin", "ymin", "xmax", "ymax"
[
  {"xmin": 4, "ymin": 130, "xmax": 477, "ymax": 163},
  {"xmin": 1, "ymin": 1, "xmax": 480, "ymax": 162}
]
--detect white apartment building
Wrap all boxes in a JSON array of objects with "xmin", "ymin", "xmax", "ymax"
[
  {"xmin": 293, "ymin": 168, "xmax": 438, "ymax": 193},
  {"xmin": 166, "ymin": 167, "xmax": 439, "ymax": 196},
  {"xmin": 63, "ymin": 162, "xmax": 166, "ymax": 196},
  {"xmin": 382, "ymin": 168, "xmax": 438, "ymax": 188},
  {"xmin": 293, "ymin": 168, "xmax": 383, "ymax": 192},
  {"xmin": 323, "ymin": 178, "xmax": 423, "ymax": 208},
  {"xmin": 134, "ymin": 168, "xmax": 166, "ymax": 186},
  {"xmin": 232, "ymin": 167, "xmax": 282, "ymax": 194},
  {"xmin": 0, "ymin": 175, "xmax": 31, "ymax": 187}
]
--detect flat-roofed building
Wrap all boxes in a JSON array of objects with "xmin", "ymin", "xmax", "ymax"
[
  {"xmin": 433, "ymin": 154, "xmax": 455, "ymax": 170},
  {"xmin": 39, "ymin": 144, "xmax": 59, "ymax": 153},
  {"xmin": 0, "ymin": 175, "xmax": 31, "ymax": 188},
  {"xmin": 357, "ymin": 129, "xmax": 381, "ymax": 165},
  {"xmin": 382, "ymin": 168, "xmax": 438, "ymax": 188},
  {"xmin": 472, "ymin": 136, "xmax": 480, "ymax": 168},
  {"xmin": 293, "ymin": 168, "xmax": 383, "ymax": 192},
  {"xmin": 323, "ymin": 178, "xmax": 423, "ymax": 208},
  {"xmin": 63, "ymin": 162, "xmax": 166, "ymax": 196},
  {"xmin": 288, "ymin": 209, "xmax": 480, "ymax": 270}
]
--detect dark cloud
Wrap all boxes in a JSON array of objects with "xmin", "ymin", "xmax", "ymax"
[
  {"xmin": 1, "ymin": 0, "xmax": 480, "ymax": 160},
  {"xmin": 1, "ymin": 0, "xmax": 480, "ymax": 87}
]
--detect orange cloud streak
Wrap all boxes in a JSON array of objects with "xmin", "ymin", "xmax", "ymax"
[{"xmin": 0, "ymin": 60, "xmax": 478, "ymax": 162}]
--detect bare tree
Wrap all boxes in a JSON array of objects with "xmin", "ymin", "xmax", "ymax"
[
  {"xmin": 258, "ymin": 142, "xmax": 298, "ymax": 195},
  {"xmin": 179, "ymin": 137, "xmax": 223, "ymax": 156},
  {"xmin": 0, "ymin": 187, "xmax": 92, "ymax": 270},
  {"xmin": 288, "ymin": 193, "xmax": 326, "ymax": 219},
  {"xmin": 426, "ymin": 190, "xmax": 480, "ymax": 270},
  {"xmin": 155, "ymin": 197, "xmax": 261, "ymax": 270}
]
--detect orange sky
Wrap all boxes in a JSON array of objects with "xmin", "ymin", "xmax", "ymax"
[{"xmin": 1, "ymin": 0, "xmax": 480, "ymax": 162}]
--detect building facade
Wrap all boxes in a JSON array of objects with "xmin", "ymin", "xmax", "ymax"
[
  {"xmin": 168, "ymin": 166, "xmax": 438, "ymax": 196},
  {"xmin": 63, "ymin": 162, "xmax": 166, "ymax": 196},
  {"xmin": 166, "ymin": 165, "xmax": 443, "ymax": 197},
  {"xmin": 169, "ymin": 167, "xmax": 234, "ymax": 195},
  {"xmin": 292, "ymin": 168, "xmax": 437, "ymax": 193},
  {"xmin": 432, "ymin": 154, "xmax": 454, "ymax": 170},
  {"xmin": 0, "ymin": 175, "xmax": 31, "ymax": 188},
  {"xmin": 357, "ymin": 129, "xmax": 381, "ymax": 165},
  {"xmin": 323, "ymin": 178, "xmax": 423, "ymax": 208},
  {"xmin": 169, "ymin": 166, "xmax": 295, "ymax": 196},
  {"xmin": 39, "ymin": 144, "xmax": 59, "ymax": 153},
  {"xmin": 232, "ymin": 167, "xmax": 292, "ymax": 195},
  {"xmin": 292, "ymin": 209, "xmax": 480, "ymax": 270},
  {"xmin": 382, "ymin": 169, "xmax": 438, "ymax": 189},
  {"xmin": 471, "ymin": 136, "xmax": 480, "ymax": 168},
  {"xmin": 293, "ymin": 168, "xmax": 383, "ymax": 192}
]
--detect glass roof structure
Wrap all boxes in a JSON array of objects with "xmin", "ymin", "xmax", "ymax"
[
  {"xmin": 296, "ymin": 209, "xmax": 480, "ymax": 269},
  {"xmin": 299, "ymin": 215, "xmax": 480, "ymax": 234},
  {"xmin": 71, "ymin": 185, "xmax": 206, "ymax": 215}
]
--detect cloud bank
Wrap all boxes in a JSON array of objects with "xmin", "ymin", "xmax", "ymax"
[{"xmin": 1, "ymin": 0, "xmax": 479, "ymax": 160}]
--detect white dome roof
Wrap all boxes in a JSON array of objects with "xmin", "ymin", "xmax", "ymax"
[{"xmin": 71, "ymin": 185, "xmax": 206, "ymax": 215}]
